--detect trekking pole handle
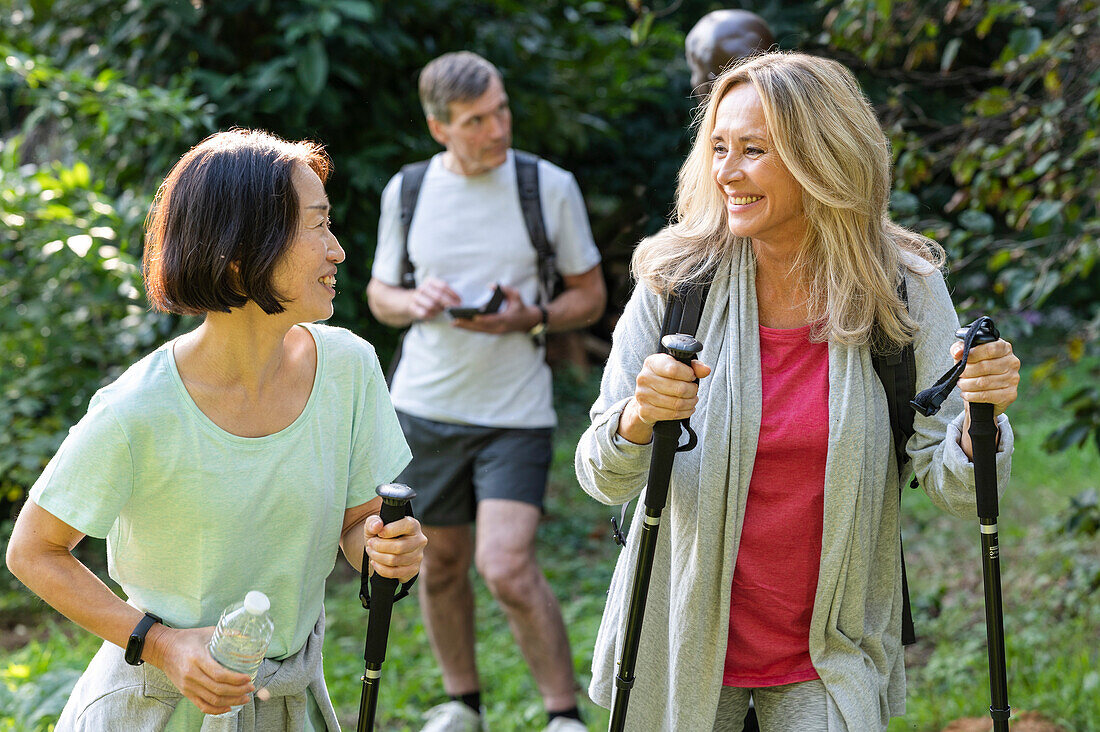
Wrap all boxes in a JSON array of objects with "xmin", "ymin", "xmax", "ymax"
[
  {"xmin": 361, "ymin": 483, "xmax": 416, "ymax": 609},
  {"xmin": 955, "ymin": 322, "xmax": 1000, "ymax": 521},
  {"xmin": 954, "ymin": 322, "xmax": 999, "ymax": 349},
  {"xmin": 377, "ymin": 482, "xmax": 416, "ymax": 525},
  {"xmin": 661, "ymin": 333, "xmax": 703, "ymax": 366}
]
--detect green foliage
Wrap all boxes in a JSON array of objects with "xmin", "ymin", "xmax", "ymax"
[
  {"xmin": 1043, "ymin": 383, "xmax": 1100, "ymax": 453},
  {"xmin": 0, "ymin": 45, "xmax": 209, "ymax": 515},
  {"xmin": 1060, "ymin": 488, "xmax": 1100, "ymax": 538},
  {"xmin": 0, "ymin": 140, "xmax": 174, "ymax": 511},
  {"xmin": 0, "ymin": 627, "xmax": 99, "ymax": 732},
  {"xmin": 821, "ymin": 0, "xmax": 1100, "ymax": 453}
]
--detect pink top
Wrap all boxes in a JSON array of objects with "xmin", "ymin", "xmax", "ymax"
[{"xmin": 723, "ymin": 324, "xmax": 829, "ymax": 687}]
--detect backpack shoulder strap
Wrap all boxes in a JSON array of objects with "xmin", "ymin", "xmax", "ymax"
[
  {"xmin": 385, "ymin": 160, "xmax": 430, "ymax": 385},
  {"xmin": 513, "ymin": 150, "xmax": 555, "ymax": 305},
  {"xmin": 871, "ymin": 276, "xmax": 917, "ymax": 479},
  {"xmin": 660, "ymin": 279, "xmax": 711, "ymax": 344},
  {"xmin": 870, "ymin": 272, "xmax": 919, "ymax": 646},
  {"xmin": 397, "ymin": 160, "xmax": 430, "ymax": 289}
]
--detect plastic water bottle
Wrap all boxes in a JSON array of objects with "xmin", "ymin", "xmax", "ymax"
[{"xmin": 207, "ymin": 590, "xmax": 274, "ymax": 716}]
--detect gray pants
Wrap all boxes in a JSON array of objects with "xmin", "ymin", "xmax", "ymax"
[{"xmin": 712, "ymin": 680, "xmax": 829, "ymax": 732}]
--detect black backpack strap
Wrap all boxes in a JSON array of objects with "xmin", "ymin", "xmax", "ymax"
[
  {"xmin": 385, "ymin": 161, "xmax": 431, "ymax": 384},
  {"xmin": 899, "ymin": 544, "xmax": 916, "ymax": 646},
  {"xmin": 871, "ymin": 273, "xmax": 919, "ymax": 646},
  {"xmin": 657, "ymin": 280, "xmax": 711, "ymax": 349},
  {"xmin": 513, "ymin": 150, "xmax": 555, "ymax": 306},
  {"xmin": 873, "ymin": 277, "xmax": 916, "ymax": 480},
  {"xmin": 397, "ymin": 161, "xmax": 430, "ymax": 290},
  {"xmin": 612, "ymin": 280, "xmax": 711, "ymax": 546}
]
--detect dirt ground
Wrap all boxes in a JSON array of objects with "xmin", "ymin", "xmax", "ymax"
[{"xmin": 942, "ymin": 710, "xmax": 1068, "ymax": 732}]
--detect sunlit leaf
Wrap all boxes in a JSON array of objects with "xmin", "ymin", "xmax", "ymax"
[{"xmin": 941, "ymin": 38, "xmax": 961, "ymax": 72}]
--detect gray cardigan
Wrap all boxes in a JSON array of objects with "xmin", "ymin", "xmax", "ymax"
[
  {"xmin": 575, "ymin": 243, "xmax": 1013, "ymax": 731},
  {"xmin": 55, "ymin": 607, "xmax": 339, "ymax": 731}
]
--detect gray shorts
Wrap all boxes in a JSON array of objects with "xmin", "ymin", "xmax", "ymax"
[{"xmin": 395, "ymin": 411, "xmax": 553, "ymax": 526}]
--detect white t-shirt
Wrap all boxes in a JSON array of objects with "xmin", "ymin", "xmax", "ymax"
[
  {"xmin": 30, "ymin": 324, "xmax": 411, "ymax": 661},
  {"xmin": 372, "ymin": 150, "xmax": 601, "ymax": 428}
]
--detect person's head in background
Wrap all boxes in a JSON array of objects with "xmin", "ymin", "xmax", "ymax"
[
  {"xmin": 686, "ymin": 9, "xmax": 775, "ymax": 95},
  {"xmin": 418, "ymin": 51, "xmax": 512, "ymax": 176}
]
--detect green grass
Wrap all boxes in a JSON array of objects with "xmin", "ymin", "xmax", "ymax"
[
  {"xmin": 2, "ymin": 362, "xmax": 1098, "ymax": 731},
  {"xmin": 889, "ymin": 359, "xmax": 1100, "ymax": 731}
]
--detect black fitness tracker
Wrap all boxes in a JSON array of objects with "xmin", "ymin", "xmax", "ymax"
[{"xmin": 125, "ymin": 612, "xmax": 163, "ymax": 666}]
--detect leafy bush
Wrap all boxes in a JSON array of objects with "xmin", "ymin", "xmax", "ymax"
[
  {"xmin": 2, "ymin": 0, "xmax": 1098, "ymax": 520},
  {"xmin": 0, "ymin": 48, "xmax": 210, "ymax": 516},
  {"xmin": 820, "ymin": 0, "xmax": 1100, "ymax": 452},
  {"xmin": 0, "ymin": 144, "xmax": 172, "ymax": 513}
]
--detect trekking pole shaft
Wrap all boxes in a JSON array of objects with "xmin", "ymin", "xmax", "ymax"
[
  {"xmin": 359, "ymin": 576, "xmax": 397, "ymax": 732},
  {"xmin": 609, "ymin": 336, "xmax": 701, "ymax": 732},
  {"xmin": 609, "ymin": 420, "xmax": 680, "ymax": 732},
  {"xmin": 357, "ymin": 484, "xmax": 415, "ymax": 732},
  {"xmin": 358, "ymin": 672, "xmax": 381, "ymax": 732},
  {"xmin": 969, "ymin": 402, "xmax": 1010, "ymax": 731}
]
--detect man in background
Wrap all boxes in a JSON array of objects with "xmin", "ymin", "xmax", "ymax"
[{"xmin": 367, "ymin": 51, "xmax": 605, "ymax": 732}]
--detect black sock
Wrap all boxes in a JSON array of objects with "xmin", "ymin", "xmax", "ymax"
[
  {"xmin": 547, "ymin": 706, "xmax": 582, "ymax": 723},
  {"xmin": 450, "ymin": 691, "xmax": 481, "ymax": 714}
]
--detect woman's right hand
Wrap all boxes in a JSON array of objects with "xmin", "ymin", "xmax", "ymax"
[
  {"xmin": 618, "ymin": 353, "xmax": 711, "ymax": 445},
  {"xmin": 147, "ymin": 625, "xmax": 254, "ymax": 714}
]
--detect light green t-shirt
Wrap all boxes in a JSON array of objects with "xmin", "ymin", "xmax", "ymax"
[{"xmin": 31, "ymin": 322, "xmax": 411, "ymax": 663}]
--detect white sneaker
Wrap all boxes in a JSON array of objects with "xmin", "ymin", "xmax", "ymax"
[
  {"xmin": 421, "ymin": 701, "xmax": 483, "ymax": 732},
  {"xmin": 543, "ymin": 717, "xmax": 587, "ymax": 732}
]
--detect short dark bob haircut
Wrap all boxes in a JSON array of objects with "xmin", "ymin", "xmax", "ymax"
[{"xmin": 143, "ymin": 128, "xmax": 332, "ymax": 315}]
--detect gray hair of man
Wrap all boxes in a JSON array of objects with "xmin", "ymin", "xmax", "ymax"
[{"xmin": 418, "ymin": 51, "xmax": 504, "ymax": 123}]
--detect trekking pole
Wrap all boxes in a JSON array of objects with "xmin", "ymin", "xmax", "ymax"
[
  {"xmin": 357, "ymin": 483, "xmax": 417, "ymax": 732},
  {"xmin": 911, "ymin": 317, "xmax": 1010, "ymax": 731},
  {"xmin": 609, "ymin": 333, "xmax": 703, "ymax": 732}
]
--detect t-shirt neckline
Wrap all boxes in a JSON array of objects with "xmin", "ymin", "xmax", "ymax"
[
  {"xmin": 164, "ymin": 322, "xmax": 325, "ymax": 445},
  {"xmin": 758, "ymin": 322, "xmax": 813, "ymax": 338}
]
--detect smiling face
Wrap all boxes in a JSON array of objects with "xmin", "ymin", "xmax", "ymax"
[
  {"xmin": 270, "ymin": 163, "xmax": 345, "ymax": 322},
  {"xmin": 427, "ymin": 74, "xmax": 512, "ymax": 176},
  {"xmin": 711, "ymin": 83, "xmax": 807, "ymax": 253}
]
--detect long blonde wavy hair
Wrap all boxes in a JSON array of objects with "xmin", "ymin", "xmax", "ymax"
[{"xmin": 632, "ymin": 51, "xmax": 944, "ymax": 348}]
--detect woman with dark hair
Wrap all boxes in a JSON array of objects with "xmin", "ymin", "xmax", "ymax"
[
  {"xmin": 6, "ymin": 129, "xmax": 425, "ymax": 730},
  {"xmin": 576, "ymin": 52, "xmax": 1020, "ymax": 731}
]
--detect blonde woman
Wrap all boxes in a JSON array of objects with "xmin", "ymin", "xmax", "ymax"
[{"xmin": 576, "ymin": 52, "xmax": 1020, "ymax": 731}]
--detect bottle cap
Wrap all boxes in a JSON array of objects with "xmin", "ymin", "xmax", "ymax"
[{"xmin": 244, "ymin": 590, "xmax": 270, "ymax": 615}]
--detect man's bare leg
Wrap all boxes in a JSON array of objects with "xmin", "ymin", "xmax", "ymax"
[
  {"xmin": 418, "ymin": 524, "xmax": 480, "ymax": 695},
  {"xmin": 474, "ymin": 498, "xmax": 576, "ymax": 712}
]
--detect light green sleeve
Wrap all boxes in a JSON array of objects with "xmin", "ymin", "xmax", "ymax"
[
  {"xmin": 346, "ymin": 337, "xmax": 411, "ymax": 508},
  {"xmin": 29, "ymin": 395, "xmax": 135, "ymax": 538}
]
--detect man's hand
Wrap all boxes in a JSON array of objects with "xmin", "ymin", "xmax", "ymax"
[
  {"xmin": 367, "ymin": 277, "xmax": 460, "ymax": 328},
  {"xmin": 451, "ymin": 285, "xmax": 539, "ymax": 334},
  {"xmin": 408, "ymin": 277, "xmax": 462, "ymax": 321}
]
